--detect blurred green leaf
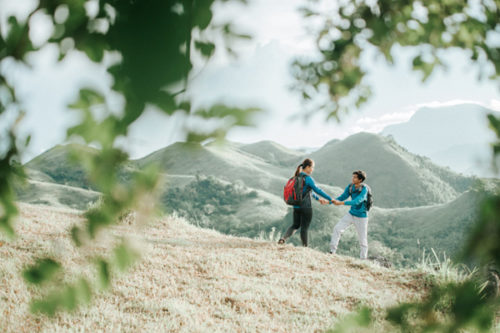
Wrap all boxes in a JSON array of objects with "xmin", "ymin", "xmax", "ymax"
[
  {"xmin": 97, "ymin": 258, "xmax": 111, "ymax": 290},
  {"xmin": 68, "ymin": 88, "xmax": 106, "ymax": 111},
  {"xmin": 193, "ymin": 0, "xmax": 214, "ymax": 29},
  {"xmin": 23, "ymin": 258, "xmax": 61, "ymax": 285},
  {"xmin": 31, "ymin": 295, "xmax": 59, "ymax": 317},
  {"xmin": 76, "ymin": 278, "xmax": 92, "ymax": 305},
  {"xmin": 114, "ymin": 242, "xmax": 138, "ymax": 272},
  {"xmin": 70, "ymin": 226, "xmax": 83, "ymax": 247},
  {"xmin": 60, "ymin": 285, "xmax": 78, "ymax": 311},
  {"xmin": 193, "ymin": 104, "xmax": 260, "ymax": 127},
  {"xmin": 327, "ymin": 306, "xmax": 373, "ymax": 332},
  {"xmin": 195, "ymin": 40, "xmax": 216, "ymax": 58},
  {"xmin": 4, "ymin": 16, "xmax": 36, "ymax": 61},
  {"xmin": 30, "ymin": 278, "xmax": 93, "ymax": 316},
  {"xmin": 77, "ymin": 34, "xmax": 108, "ymax": 62}
]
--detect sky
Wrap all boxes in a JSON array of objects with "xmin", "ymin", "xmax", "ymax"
[{"xmin": 1, "ymin": 0, "xmax": 500, "ymax": 162}]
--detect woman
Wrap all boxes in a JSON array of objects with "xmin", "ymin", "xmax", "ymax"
[{"xmin": 278, "ymin": 158, "xmax": 332, "ymax": 247}]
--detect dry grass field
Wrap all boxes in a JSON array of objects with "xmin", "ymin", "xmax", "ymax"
[{"xmin": 1, "ymin": 203, "xmax": 429, "ymax": 332}]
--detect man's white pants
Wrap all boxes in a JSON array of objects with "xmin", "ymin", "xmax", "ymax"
[{"xmin": 330, "ymin": 213, "xmax": 369, "ymax": 259}]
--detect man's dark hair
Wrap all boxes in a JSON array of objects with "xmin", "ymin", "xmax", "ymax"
[{"xmin": 353, "ymin": 170, "xmax": 367, "ymax": 182}]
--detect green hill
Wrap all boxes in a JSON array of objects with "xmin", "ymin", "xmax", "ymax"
[
  {"xmin": 24, "ymin": 143, "xmax": 138, "ymax": 191},
  {"xmin": 24, "ymin": 144, "xmax": 99, "ymax": 190},
  {"xmin": 24, "ymin": 167, "xmax": 56, "ymax": 183},
  {"xmin": 134, "ymin": 141, "xmax": 293, "ymax": 196},
  {"xmin": 14, "ymin": 179, "xmax": 100, "ymax": 210},
  {"xmin": 237, "ymin": 140, "xmax": 302, "ymax": 166},
  {"xmin": 367, "ymin": 188, "xmax": 486, "ymax": 266}
]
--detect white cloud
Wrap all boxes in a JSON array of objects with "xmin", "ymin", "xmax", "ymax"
[
  {"xmin": 402, "ymin": 99, "xmax": 500, "ymax": 114},
  {"xmin": 355, "ymin": 111, "xmax": 416, "ymax": 133},
  {"xmin": 488, "ymin": 99, "xmax": 500, "ymax": 112}
]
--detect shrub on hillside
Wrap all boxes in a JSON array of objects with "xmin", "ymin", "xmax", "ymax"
[{"xmin": 161, "ymin": 176, "xmax": 259, "ymax": 228}]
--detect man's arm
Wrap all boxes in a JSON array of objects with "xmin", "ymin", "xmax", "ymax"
[{"xmin": 336, "ymin": 185, "xmax": 350, "ymax": 202}]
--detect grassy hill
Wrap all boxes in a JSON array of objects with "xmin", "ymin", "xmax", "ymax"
[
  {"xmin": 14, "ymin": 179, "xmax": 100, "ymax": 210},
  {"xmin": 1, "ymin": 204, "xmax": 428, "ymax": 332},
  {"xmin": 24, "ymin": 144, "xmax": 100, "ymax": 190},
  {"xmin": 24, "ymin": 167, "xmax": 56, "ymax": 183},
  {"xmin": 237, "ymin": 140, "xmax": 302, "ymax": 166},
  {"xmin": 367, "ymin": 189, "xmax": 486, "ymax": 266},
  {"xmin": 24, "ymin": 143, "xmax": 140, "ymax": 191},
  {"xmin": 134, "ymin": 141, "xmax": 293, "ymax": 196}
]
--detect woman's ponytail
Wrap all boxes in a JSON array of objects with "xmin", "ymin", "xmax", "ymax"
[
  {"xmin": 294, "ymin": 158, "xmax": 313, "ymax": 177},
  {"xmin": 294, "ymin": 164, "xmax": 303, "ymax": 177}
]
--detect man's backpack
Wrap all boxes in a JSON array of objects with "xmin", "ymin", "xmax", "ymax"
[
  {"xmin": 349, "ymin": 183, "xmax": 373, "ymax": 211},
  {"xmin": 283, "ymin": 175, "xmax": 306, "ymax": 206}
]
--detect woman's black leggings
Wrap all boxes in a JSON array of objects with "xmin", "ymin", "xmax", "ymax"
[{"xmin": 282, "ymin": 208, "xmax": 313, "ymax": 247}]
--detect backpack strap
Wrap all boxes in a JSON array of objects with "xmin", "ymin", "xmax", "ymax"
[
  {"xmin": 298, "ymin": 174, "xmax": 306, "ymax": 193},
  {"xmin": 350, "ymin": 183, "xmax": 366, "ymax": 195}
]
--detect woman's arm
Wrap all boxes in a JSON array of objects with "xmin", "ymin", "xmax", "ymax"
[{"xmin": 306, "ymin": 176, "xmax": 332, "ymax": 201}]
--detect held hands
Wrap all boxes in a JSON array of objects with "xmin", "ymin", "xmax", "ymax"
[{"xmin": 319, "ymin": 198, "xmax": 345, "ymax": 206}]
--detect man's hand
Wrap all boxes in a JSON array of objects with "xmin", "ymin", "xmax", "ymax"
[
  {"xmin": 332, "ymin": 200, "xmax": 344, "ymax": 206},
  {"xmin": 319, "ymin": 198, "xmax": 328, "ymax": 205}
]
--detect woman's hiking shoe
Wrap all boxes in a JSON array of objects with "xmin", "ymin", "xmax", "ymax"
[{"xmin": 278, "ymin": 238, "xmax": 285, "ymax": 245}]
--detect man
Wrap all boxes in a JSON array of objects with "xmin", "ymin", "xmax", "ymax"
[{"xmin": 329, "ymin": 170, "xmax": 370, "ymax": 259}]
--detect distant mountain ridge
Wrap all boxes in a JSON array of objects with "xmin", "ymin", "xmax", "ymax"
[{"xmin": 382, "ymin": 103, "xmax": 497, "ymax": 177}]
